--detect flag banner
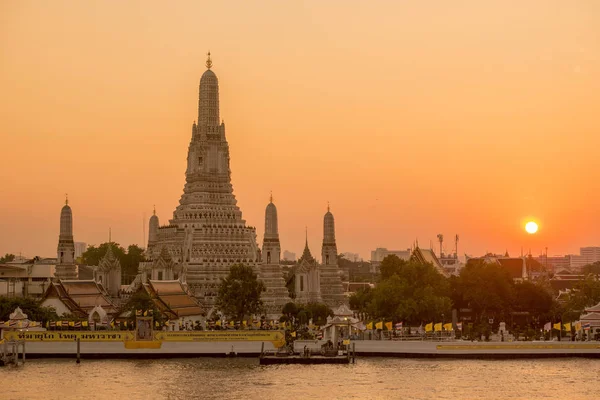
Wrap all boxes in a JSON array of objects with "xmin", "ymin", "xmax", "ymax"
[
  {"xmin": 385, "ymin": 322, "xmax": 393, "ymax": 331},
  {"xmin": 366, "ymin": 322, "xmax": 373, "ymax": 330},
  {"xmin": 456, "ymin": 322, "xmax": 463, "ymax": 331},
  {"xmin": 50, "ymin": 321, "xmax": 56, "ymax": 327},
  {"xmin": 583, "ymin": 322, "xmax": 591, "ymax": 330},
  {"xmin": 136, "ymin": 310, "xmax": 142, "ymax": 316},
  {"xmin": 434, "ymin": 323, "xmax": 442, "ymax": 332},
  {"xmin": 564, "ymin": 323, "xmax": 571, "ymax": 332},
  {"xmin": 443, "ymin": 323, "xmax": 453, "ymax": 331},
  {"xmin": 343, "ymin": 339, "xmax": 350, "ymax": 345},
  {"xmin": 215, "ymin": 320, "xmax": 221, "ymax": 327},
  {"xmin": 143, "ymin": 310, "xmax": 148, "ymax": 317},
  {"xmin": 56, "ymin": 321, "xmax": 62, "ymax": 327},
  {"xmin": 82, "ymin": 321, "xmax": 88, "ymax": 327},
  {"xmin": 291, "ymin": 331, "xmax": 296, "ymax": 337},
  {"xmin": 575, "ymin": 322, "xmax": 582, "ymax": 331},
  {"xmin": 425, "ymin": 323, "xmax": 433, "ymax": 332},
  {"xmin": 229, "ymin": 321, "xmax": 234, "ymax": 327},
  {"xmin": 553, "ymin": 322, "xmax": 561, "ymax": 330},
  {"xmin": 395, "ymin": 322, "xmax": 403, "ymax": 330},
  {"xmin": 74, "ymin": 321, "xmax": 81, "ymax": 328},
  {"xmin": 375, "ymin": 321, "xmax": 383, "ymax": 330},
  {"xmin": 543, "ymin": 322, "xmax": 551, "ymax": 332}
]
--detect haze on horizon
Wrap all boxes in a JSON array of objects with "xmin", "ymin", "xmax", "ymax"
[{"xmin": 1, "ymin": 0, "xmax": 598, "ymax": 261}]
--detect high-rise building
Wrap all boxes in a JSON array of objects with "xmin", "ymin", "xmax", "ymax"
[{"xmin": 74, "ymin": 242, "xmax": 87, "ymax": 259}]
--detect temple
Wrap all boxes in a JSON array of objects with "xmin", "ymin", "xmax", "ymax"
[
  {"xmin": 55, "ymin": 196, "xmax": 77, "ymax": 280},
  {"xmin": 259, "ymin": 195, "xmax": 291, "ymax": 317},
  {"xmin": 146, "ymin": 53, "xmax": 260, "ymax": 311}
]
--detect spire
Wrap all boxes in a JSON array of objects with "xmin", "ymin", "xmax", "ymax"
[
  {"xmin": 270, "ymin": 191, "xmax": 273, "ymax": 203},
  {"xmin": 109, "ymin": 227, "xmax": 111, "ymax": 243},
  {"xmin": 65, "ymin": 193, "xmax": 68, "ymax": 205},
  {"xmin": 327, "ymin": 201, "xmax": 330, "ymax": 212},
  {"xmin": 153, "ymin": 205, "xmax": 156, "ymax": 216},
  {"xmin": 305, "ymin": 226, "xmax": 308, "ymax": 245},
  {"xmin": 206, "ymin": 51, "xmax": 212, "ymax": 69}
]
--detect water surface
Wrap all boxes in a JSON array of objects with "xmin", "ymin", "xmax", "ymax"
[{"xmin": 1, "ymin": 357, "xmax": 597, "ymax": 399}]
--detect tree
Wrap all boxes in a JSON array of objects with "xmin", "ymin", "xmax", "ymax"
[
  {"xmin": 81, "ymin": 242, "xmax": 126, "ymax": 266},
  {"xmin": 215, "ymin": 264, "xmax": 266, "ymax": 321},
  {"xmin": 457, "ymin": 260, "xmax": 514, "ymax": 323},
  {"xmin": 118, "ymin": 290, "xmax": 165, "ymax": 326},
  {"xmin": 349, "ymin": 286, "xmax": 373, "ymax": 315},
  {"xmin": 0, "ymin": 253, "xmax": 15, "ymax": 263},
  {"xmin": 512, "ymin": 281, "xmax": 555, "ymax": 326},
  {"xmin": 379, "ymin": 254, "xmax": 406, "ymax": 280},
  {"xmin": 366, "ymin": 260, "xmax": 451, "ymax": 323},
  {"xmin": 0, "ymin": 297, "xmax": 58, "ymax": 322},
  {"xmin": 582, "ymin": 261, "xmax": 600, "ymax": 276}
]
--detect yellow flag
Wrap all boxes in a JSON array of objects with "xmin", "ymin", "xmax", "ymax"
[
  {"xmin": 110, "ymin": 321, "xmax": 115, "ymax": 328},
  {"xmin": 375, "ymin": 321, "xmax": 383, "ymax": 330},
  {"xmin": 434, "ymin": 323, "xmax": 442, "ymax": 332},
  {"xmin": 291, "ymin": 331, "xmax": 296, "ymax": 337},
  {"xmin": 57, "ymin": 321, "xmax": 62, "ymax": 327},
  {"xmin": 279, "ymin": 322, "xmax": 285, "ymax": 328},
  {"xmin": 443, "ymin": 323, "xmax": 453, "ymax": 331},
  {"xmin": 143, "ymin": 310, "xmax": 148, "ymax": 316},
  {"xmin": 155, "ymin": 321, "xmax": 159, "ymax": 327},
  {"xmin": 366, "ymin": 322, "xmax": 373, "ymax": 330},
  {"xmin": 124, "ymin": 321, "xmax": 128, "ymax": 327},
  {"xmin": 385, "ymin": 322, "xmax": 393, "ymax": 331},
  {"xmin": 216, "ymin": 320, "xmax": 221, "ymax": 327},
  {"xmin": 425, "ymin": 323, "xmax": 433, "ymax": 332},
  {"xmin": 69, "ymin": 321, "xmax": 74, "ymax": 327},
  {"xmin": 343, "ymin": 339, "xmax": 350, "ymax": 345},
  {"xmin": 82, "ymin": 321, "xmax": 88, "ymax": 327},
  {"xmin": 575, "ymin": 322, "xmax": 582, "ymax": 331},
  {"xmin": 553, "ymin": 322, "xmax": 561, "ymax": 330},
  {"xmin": 564, "ymin": 323, "xmax": 571, "ymax": 331},
  {"xmin": 243, "ymin": 320, "xmax": 247, "ymax": 327},
  {"xmin": 229, "ymin": 321, "xmax": 234, "ymax": 327},
  {"xmin": 46, "ymin": 321, "xmax": 49, "ymax": 328}
]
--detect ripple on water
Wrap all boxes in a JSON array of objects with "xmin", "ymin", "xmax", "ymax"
[{"xmin": 1, "ymin": 358, "xmax": 599, "ymax": 400}]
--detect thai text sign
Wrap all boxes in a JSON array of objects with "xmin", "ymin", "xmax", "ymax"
[
  {"xmin": 154, "ymin": 330, "xmax": 285, "ymax": 346},
  {"xmin": 4, "ymin": 331, "xmax": 135, "ymax": 342}
]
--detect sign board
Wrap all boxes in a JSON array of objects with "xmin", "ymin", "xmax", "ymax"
[
  {"xmin": 154, "ymin": 330, "xmax": 285, "ymax": 347},
  {"xmin": 4, "ymin": 331, "xmax": 135, "ymax": 342}
]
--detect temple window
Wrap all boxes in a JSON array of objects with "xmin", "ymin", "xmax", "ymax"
[{"xmin": 158, "ymin": 271, "xmax": 163, "ymax": 280}]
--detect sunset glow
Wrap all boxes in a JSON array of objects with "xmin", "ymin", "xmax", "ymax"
[{"xmin": 525, "ymin": 222, "xmax": 539, "ymax": 235}]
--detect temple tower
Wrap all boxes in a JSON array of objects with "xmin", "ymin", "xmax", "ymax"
[
  {"xmin": 55, "ymin": 196, "xmax": 78, "ymax": 280},
  {"xmin": 97, "ymin": 244, "xmax": 122, "ymax": 298},
  {"xmin": 260, "ymin": 195, "xmax": 290, "ymax": 317},
  {"xmin": 148, "ymin": 206, "xmax": 159, "ymax": 248},
  {"xmin": 147, "ymin": 53, "xmax": 259, "ymax": 308},
  {"xmin": 319, "ymin": 205, "xmax": 347, "ymax": 307},
  {"xmin": 295, "ymin": 233, "xmax": 322, "ymax": 304}
]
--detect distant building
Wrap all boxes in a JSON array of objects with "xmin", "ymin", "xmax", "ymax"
[
  {"xmin": 370, "ymin": 248, "xmax": 411, "ymax": 263},
  {"xmin": 0, "ymin": 257, "xmax": 56, "ymax": 298},
  {"xmin": 282, "ymin": 250, "xmax": 296, "ymax": 262},
  {"xmin": 342, "ymin": 252, "xmax": 361, "ymax": 262},
  {"xmin": 74, "ymin": 242, "xmax": 87, "ymax": 259},
  {"xmin": 535, "ymin": 247, "xmax": 600, "ymax": 274},
  {"xmin": 466, "ymin": 254, "xmax": 528, "ymax": 282}
]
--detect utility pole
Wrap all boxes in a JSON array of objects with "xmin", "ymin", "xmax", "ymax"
[{"xmin": 437, "ymin": 234, "xmax": 444, "ymax": 258}]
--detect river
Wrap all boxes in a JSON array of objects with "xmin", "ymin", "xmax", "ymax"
[{"xmin": 1, "ymin": 357, "xmax": 597, "ymax": 399}]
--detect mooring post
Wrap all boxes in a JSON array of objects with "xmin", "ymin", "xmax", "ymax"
[
  {"xmin": 352, "ymin": 342, "xmax": 356, "ymax": 364},
  {"xmin": 260, "ymin": 341, "xmax": 264, "ymax": 358},
  {"xmin": 76, "ymin": 338, "xmax": 81, "ymax": 364}
]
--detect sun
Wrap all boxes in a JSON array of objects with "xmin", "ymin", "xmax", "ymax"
[{"xmin": 525, "ymin": 221, "xmax": 538, "ymax": 234}]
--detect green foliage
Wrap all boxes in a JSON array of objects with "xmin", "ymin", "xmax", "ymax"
[
  {"xmin": 379, "ymin": 254, "xmax": 406, "ymax": 280},
  {"xmin": 0, "ymin": 253, "xmax": 16, "ymax": 263},
  {"xmin": 0, "ymin": 296, "xmax": 58, "ymax": 322},
  {"xmin": 360, "ymin": 260, "xmax": 451, "ymax": 323},
  {"xmin": 564, "ymin": 275, "xmax": 600, "ymax": 314},
  {"xmin": 119, "ymin": 291, "xmax": 165, "ymax": 325},
  {"xmin": 280, "ymin": 302, "xmax": 333, "ymax": 326},
  {"xmin": 582, "ymin": 261, "xmax": 600, "ymax": 275},
  {"xmin": 216, "ymin": 264, "xmax": 266, "ymax": 321},
  {"xmin": 349, "ymin": 286, "xmax": 373, "ymax": 313},
  {"xmin": 456, "ymin": 260, "xmax": 514, "ymax": 322},
  {"xmin": 513, "ymin": 281, "xmax": 554, "ymax": 319},
  {"xmin": 81, "ymin": 242, "xmax": 146, "ymax": 284}
]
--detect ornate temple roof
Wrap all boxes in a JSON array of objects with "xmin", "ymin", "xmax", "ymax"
[
  {"xmin": 298, "ymin": 238, "xmax": 316, "ymax": 265},
  {"xmin": 42, "ymin": 280, "xmax": 117, "ymax": 317},
  {"xmin": 98, "ymin": 244, "xmax": 121, "ymax": 271},
  {"xmin": 144, "ymin": 280, "xmax": 203, "ymax": 319}
]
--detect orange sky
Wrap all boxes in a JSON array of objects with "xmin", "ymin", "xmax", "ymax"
[{"xmin": 1, "ymin": 1, "xmax": 599, "ymax": 261}]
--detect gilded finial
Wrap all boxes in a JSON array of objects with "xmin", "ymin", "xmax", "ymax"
[
  {"xmin": 65, "ymin": 193, "xmax": 68, "ymax": 205},
  {"xmin": 153, "ymin": 204, "xmax": 156, "ymax": 216},
  {"xmin": 327, "ymin": 201, "xmax": 330, "ymax": 212},
  {"xmin": 270, "ymin": 191, "xmax": 273, "ymax": 203},
  {"xmin": 206, "ymin": 51, "xmax": 212, "ymax": 69}
]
